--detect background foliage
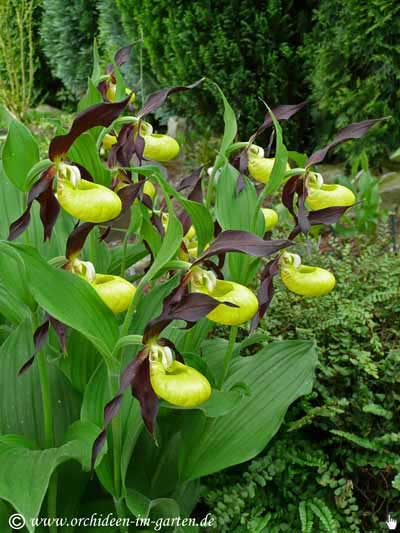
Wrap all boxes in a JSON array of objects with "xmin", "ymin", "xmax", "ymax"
[
  {"xmin": 22, "ymin": 0, "xmax": 400, "ymax": 163},
  {"xmin": 302, "ymin": 0, "xmax": 400, "ymax": 164},
  {"xmin": 41, "ymin": 0, "xmax": 99, "ymax": 98},
  {"xmin": 205, "ymin": 231, "xmax": 400, "ymax": 532}
]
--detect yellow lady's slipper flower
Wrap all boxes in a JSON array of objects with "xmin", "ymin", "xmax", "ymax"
[
  {"xmin": 247, "ymin": 145, "xmax": 290, "ymax": 184},
  {"xmin": 57, "ymin": 178, "xmax": 122, "ymax": 223},
  {"xmin": 92, "ymin": 274, "xmax": 136, "ymax": 313},
  {"xmin": 143, "ymin": 134, "xmax": 180, "ymax": 162},
  {"xmin": 191, "ymin": 269, "xmax": 258, "ymax": 325},
  {"xmin": 279, "ymin": 252, "xmax": 335, "ymax": 297},
  {"xmin": 261, "ymin": 208, "xmax": 278, "ymax": 231},
  {"xmin": 149, "ymin": 344, "xmax": 211, "ymax": 407},
  {"xmin": 306, "ymin": 173, "xmax": 356, "ymax": 210}
]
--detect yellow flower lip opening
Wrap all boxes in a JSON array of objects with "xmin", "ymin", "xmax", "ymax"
[
  {"xmin": 306, "ymin": 173, "xmax": 356, "ymax": 210},
  {"xmin": 92, "ymin": 274, "xmax": 136, "ymax": 313},
  {"xmin": 56, "ymin": 178, "xmax": 122, "ymax": 223},
  {"xmin": 143, "ymin": 133, "xmax": 180, "ymax": 162},
  {"xmin": 149, "ymin": 345, "xmax": 211, "ymax": 407},
  {"xmin": 191, "ymin": 270, "xmax": 258, "ymax": 325},
  {"xmin": 279, "ymin": 252, "xmax": 336, "ymax": 297}
]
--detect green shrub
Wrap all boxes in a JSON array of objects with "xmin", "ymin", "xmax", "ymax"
[
  {"xmin": 0, "ymin": 0, "xmax": 39, "ymax": 116},
  {"xmin": 115, "ymin": 0, "xmax": 314, "ymax": 145},
  {"xmin": 204, "ymin": 232, "xmax": 400, "ymax": 532},
  {"xmin": 40, "ymin": 0, "xmax": 99, "ymax": 97},
  {"xmin": 302, "ymin": 0, "xmax": 400, "ymax": 164}
]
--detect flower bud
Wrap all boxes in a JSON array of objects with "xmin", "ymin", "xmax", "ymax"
[
  {"xmin": 143, "ymin": 134, "xmax": 180, "ymax": 162},
  {"xmin": 102, "ymin": 134, "xmax": 118, "ymax": 152},
  {"xmin": 192, "ymin": 271, "xmax": 258, "ymax": 325},
  {"xmin": 279, "ymin": 252, "xmax": 335, "ymax": 297},
  {"xmin": 247, "ymin": 145, "xmax": 290, "ymax": 184},
  {"xmin": 143, "ymin": 180, "xmax": 156, "ymax": 200},
  {"xmin": 56, "ymin": 179, "xmax": 122, "ymax": 223},
  {"xmin": 125, "ymin": 88, "xmax": 136, "ymax": 104},
  {"xmin": 106, "ymin": 83, "xmax": 117, "ymax": 102},
  {"xmin": 261, "ymin": 208, "xmax": 278, "ymax": 231},
  {"xmin": 92, "ymin": 274, "xmax": 136, "ymax": 313},
  {"xmin": 149, "ymin": 355, "xmax": 211, "ymax": 407},
  {"xmin": 305, "ymin": 173, "xmax": 356, "ymax": 210}
]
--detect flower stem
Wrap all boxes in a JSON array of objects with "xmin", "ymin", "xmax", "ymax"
[
  {"xmin": 219, "ymin": 326, "xmax": 238, "ymax": 388},
  {"xmin": 37, "ymin": 349, "xmax": 57, "ymax": 533}
]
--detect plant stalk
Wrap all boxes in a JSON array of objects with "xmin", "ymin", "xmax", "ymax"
[
  {"xmin": 219, "ymin": 326, "xmax": 238, "ymax": 388},
  {"xmin": 37, "ymin": 349, "xmax": 57, "ymax": 533}
]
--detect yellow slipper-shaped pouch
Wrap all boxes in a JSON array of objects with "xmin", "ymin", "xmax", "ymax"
[
  {"xmin": 306, "ymin": 173, "xmax": 356, "ymax": 210},
  {"xmin": 143, "ymin": 134, "xmax": 180, "ymax": 162},
  {"xmin": 194, "ymin": 279, "xmax": 258, "ymax": 326},
  {"xmin": 150, "ymin": 359, "xmax": 211, "ymax": 407},
  {"xmin": 93, "ymin": 274, "xmax": 136, "ymax": 313},
  {"xmin": 57, "ymin": 179, "xmax": 122, "ymax": 223},
  {"xmin": 280, "ymin": 253, "xmax": 335, "ymax": 297},
  {"xmin": 262, "ymin": 208, "xmax": 278, "ymax": 231},
  {"xmin": 247, "ymin": 145, "xmax": 290, "ymax": 184}
]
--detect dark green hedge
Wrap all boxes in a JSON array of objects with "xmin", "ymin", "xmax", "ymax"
[
  {"xmin": 115, "ymin": 0, "xmax": 314, "ymax": 146},
  {"xmin": 41, "ymin": 0, "xmax": 99, "ymax": 97},
  {"xmin": 302, "ymin": 0, "xmax": 400, "ymax": 164},
  {"xmin": 39, "ymin": 0, "xmax": 400, "ymax": 163}
]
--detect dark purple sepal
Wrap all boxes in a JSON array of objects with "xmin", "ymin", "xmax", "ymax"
[
  {"xmin": 249, "ymin": 101, "xmax": 307, "ymax": 145},
  {"xmin": 131, "ymin": 357, "xmax": 159, "ymax": 436},
  {"xmin": 289, "ymin": 205, "xmax": 350, "ymax": 240},
  {"xmin": 91, "ymin": 348, "xmax": 155, "ymax": 471},
  {"xmin": 194, "ymin": 230, "xmax": 293, "ymax": 264},
  {"xmin": 18, "ymin": 320, "xmax": 50, "ymax": 375},
  {"xmin": 49, "ymin": 96, "xmax": 131, "ymax": 161},
  {"xmin": 250, "ymin": 257, "xmax": 280, "ymax": 331},
  {"xmin": 8, "ymin": 167, "xmax": 56, "ymax": 241},
  {"xmin": 306, "ymin": 118, "xmax": 386, "ymax": 167},
  {"xmin": 114, "ymin": 44, "xmax": 133, "ymax": 67},
  {"xmin": 144, "ymin": 291, "xmax": 237, "ymax": 343},
  {"xmin": 48, "ymin": 315, "xmax": 68, "ymax": 353},
  {"xmin": 138, "ymin": 79, "xmax": 204, "ymax": 118},
  {"xmin": 66, "ymin": 222, "xmax": 96, "ymax": 260}
]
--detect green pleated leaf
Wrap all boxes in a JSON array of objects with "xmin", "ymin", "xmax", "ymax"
[
  {"xmin": 214, "ymin": 162, "xmax": 264, "ymax": 283},
  {"xmin": 0, "ymin": 422, "xmax": 100, "ymax": 533},
  {"xmin": 0, "ymin": 320, "xmax": 81, "ymax": 447},
  {"xmin": 263, "ymin": 105, "xmax": 288, "ymax": 196},
  {"xmin": 215, "ymin": 162, "xmax": 264, "ymax": 234},
  {"xmin": 57, "ymin": 330, "xmax": 102, "ymax": 393},
  {"xmin": 2, "ymin": 120, "xmax": 40, "ymax": 191},
  {"xmin": 179, "ymin": 340, "xmax": 317, "ymax": 480},
  {"xmin": 213, "ymin": 83, "xmax": 237, "ymax": 156},
  {"xmin": 6, "ymin": 243, "xmax": 119, "ymax": 362},
  {"xmin": 133, "ymin": 165, "xmax": 214, "ymax": 253},
  {"xmin": 108, "ymin": 242, "xmax": 147, "ymax": 275},
  {"xmin": 136, "ymin": 174, "xmax": 183, "ymax": 283}
]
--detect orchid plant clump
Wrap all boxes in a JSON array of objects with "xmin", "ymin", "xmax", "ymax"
[{"xmin": 0, "ymin": 44, "xmax": 385, "ymax": 530}]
